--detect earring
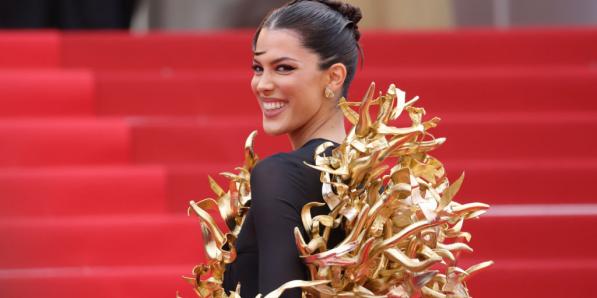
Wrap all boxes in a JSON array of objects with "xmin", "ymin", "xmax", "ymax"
[{"xmin": 324, "ymin": 86, "xmax": 335, "ymax": 99}]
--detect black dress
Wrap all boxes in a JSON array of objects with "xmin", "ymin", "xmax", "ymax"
[{"xmin": 223, "ymin": 138, "xmax": 343, "ymax": 298}]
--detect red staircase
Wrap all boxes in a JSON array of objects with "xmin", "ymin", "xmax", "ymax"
[{"xmin": 0, "ymin": 28, "xmax": 596, "ymax": 297}]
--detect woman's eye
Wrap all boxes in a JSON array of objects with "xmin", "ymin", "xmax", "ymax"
[
  {"xmin": 252, "ymin": 65, "xmax": 263, "ymax": 73},
  {"xmin": 251, "ymin": 64, "xmax": 295, "ymax": 74},
  {"xmin": 276, "ymin": 65, "xmax": 295, "ymax": 73}
]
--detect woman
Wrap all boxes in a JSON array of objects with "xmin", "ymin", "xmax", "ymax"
[{"xmin": 222, "ymin": 1, "xmax": 363, "ymax": 297}]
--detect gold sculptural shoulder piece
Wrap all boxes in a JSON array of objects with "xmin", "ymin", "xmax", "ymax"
[{"xmin": 182, "ymin": 82, "xmax": 492, "ymax": 298}]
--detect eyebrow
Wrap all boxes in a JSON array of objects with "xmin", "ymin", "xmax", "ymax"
[{"xmin": 252, "ymin": 56, "xmax": 299, "ymax": 65}]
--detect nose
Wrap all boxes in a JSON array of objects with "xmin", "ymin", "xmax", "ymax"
[{"xmin": 255, "ymin": 71, "xmax": 274, "ymax": 96}]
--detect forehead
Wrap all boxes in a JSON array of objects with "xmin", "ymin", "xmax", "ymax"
[{"xmin": 254, "ymin": 28, "xmax": 314, "ymax": 59}]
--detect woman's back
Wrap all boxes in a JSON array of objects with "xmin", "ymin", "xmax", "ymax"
[{"xmin": 223, "ymin": 138, "xmax": 343, "ymax": 297}]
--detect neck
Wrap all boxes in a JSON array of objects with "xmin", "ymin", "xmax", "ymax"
[{"xmin": 288, "ymin": 108, "xmax": 346, "ymax": 149}]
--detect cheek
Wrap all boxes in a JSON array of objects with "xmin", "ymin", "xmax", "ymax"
[
  {"xmin": 287, "ymin": 87, "xmax": 322, "ymax": 124},
  {"xmin": 279, "ymin": 74, "xmax": 317, "ymax": 100},
  {"xmin": 292, "ymin": 77, "xmax": 323, "ymax": 110},
  {"xmin": 279, "ymin": 77, "xmax": 319, "ymax": 109}
]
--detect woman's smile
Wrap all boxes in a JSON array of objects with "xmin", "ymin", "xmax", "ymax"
[{"xmin": 260, "ymin": 98, "xmax": 288, "ymax": 118}]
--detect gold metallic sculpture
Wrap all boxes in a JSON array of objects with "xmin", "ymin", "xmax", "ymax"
[{"xmin": 182, "ymin": 82, "xmax": 492, "ymax": 297}]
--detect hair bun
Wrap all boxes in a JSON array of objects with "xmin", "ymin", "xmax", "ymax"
[
  {"xmin": 318, "ymin": 0, "xmax": 362, "ymax": 40},
  {"xmin": 314, "ymin": 0, "xmax": 362, "ymax": 24},
  {"xmin": 289, "ymin": 1, "xmax": 362, "ymax": 24},
  {"xmin": 288, "ymin": 0, "xmax": 362, "ymax": 40},
  {"xmin": 336, "ymin": 2, "xmax": 362, "ymax": 25}
]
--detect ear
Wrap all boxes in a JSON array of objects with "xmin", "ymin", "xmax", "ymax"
[{"xmin": 326, "ymin": 62, "xmax": 347, "ymax": 95}]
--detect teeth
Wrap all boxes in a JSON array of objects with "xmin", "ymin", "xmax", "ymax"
[{"xmin": 263, "ymin": 101, "xmax": 287, "ymax": 111}]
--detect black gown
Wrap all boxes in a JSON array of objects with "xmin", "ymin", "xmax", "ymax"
[{"xmin": 223, "ymin": 138, "xmax": 343, "ymax": 298}]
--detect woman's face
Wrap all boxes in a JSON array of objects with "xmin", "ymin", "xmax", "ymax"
[{"xmin": 251, "ymin": 28, "xmax": 329, "ymax": 136}]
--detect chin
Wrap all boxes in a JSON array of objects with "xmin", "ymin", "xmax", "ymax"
[
  {"xmin": 262, "ymin": 120, "xmax": 288, "ymax": 136},
  {"xmin": 262, "ymin": 126, "xmax": 286, "ymax": 136}
]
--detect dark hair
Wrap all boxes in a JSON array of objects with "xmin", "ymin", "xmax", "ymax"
[{"xmin": 253, "ymin": 0, "xmax": 363, "ymax": 97}]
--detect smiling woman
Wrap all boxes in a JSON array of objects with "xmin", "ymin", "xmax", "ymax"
[
  {"xmin": 187, "ymin": 1, "xmax": 493, "ymax": 297},
  {"xmin": 220, "ymin": 0, "xmax": 363, "ymax": 297}
]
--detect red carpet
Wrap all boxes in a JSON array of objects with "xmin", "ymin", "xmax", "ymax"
[
  {"xmin": 94, "ymin": 67, "xmax": 597, "ymax": 116},
  {"xmin": 0, "ymin": 28, "xmax": 596, "ymax": 297},
  {"xmin": 0, "ymin": 32, "xmax": 60, "ymax": 68},
  {"xmin": 0, "ymin": 119, "xmax": 130, "ymax": 166},
  {"xmin": 0, "ymin": 166, "xmax": 167, "ymax": 216},
  {"xmin": 0, "ymin": 70, "xmax": 94, "ymax": 117}
]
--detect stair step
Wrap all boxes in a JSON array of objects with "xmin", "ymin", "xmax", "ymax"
[
  {"xmin": 466, "ymin": 259, "xmax": 597, "ymax": 298},
  {"xmin": 0, "ymin": 166, "xmax": 167, "ymax": 217},
  {"xmin": 356, "ymin": 67, "xmax": 597, "ymax": 113},
  {"xmin": 0, "ymin": 32, "xmax": 60, "ymax": 68},
  {"xmin": 0, "ymin": 118, "xmax": 131, "ymax": 166},
  {"xmin": 0, "ymin": 265, "xmax": 196, "ymax": 298},
  {"xmin": 60, "ymin": 28, "xmax": 597, "ymax": 70},
  {"xmin": 164, "ymin": 160, "xmax": 597, "ymax": 209},
  {"xmin": 447, "ymin": 160, "xmax": 597, "ymax": 204},
  {"xmin": 62, "ymin": 31, "xmax": 252, "ymax": 71},
  {"xmin": 0, "ymin": 215, "xmax": 203, "ymax": 268},
  {"xmin": 361, "ymin": 27, "xmax": 597, "ymax": 68},
  {"xmin": 430, "ymin": 112, "xmax": 597, "ymax": 160},
  {"xmin": 0, "ymin": 70, "xmax": 95, "ymax": 117},
  {"xmin": 129, "ymin": 114, "xmax": 597, "ymax": 166},
  {"xmin": 1, "ymin": 212, "xmax": 593, "ymax": 268},
  {"xmin": 130, "ymin": 118, "xmax": 268, "ymax": 166},
  {"xmin": 465, "ymin": 215, "xmax": 597, "ymax": 260},
  {"xmin": 96, "ymin": 70, "xmax": 255, "ymax": 117},
  {"xmin": 95, "ymin": 68, "xmax": 597, "ymax": 117},
  {"xmin": 0, "ymin": 260, "xmax": 595, "ymax": 298}
]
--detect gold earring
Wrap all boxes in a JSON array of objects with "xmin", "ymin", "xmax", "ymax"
[{"xmin": 324, "ymin": 86, "xmax": 335, "ymax": 99}]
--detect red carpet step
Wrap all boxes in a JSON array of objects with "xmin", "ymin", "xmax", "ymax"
[
  {"xmin": 95, "ymin": 67, "xmax": 597, "ymax": 117},
  {"xmin": 59, "ymin": 28, "xmax": 597, "ymax": 70},
  {"xmin": 464, "ymin": 215, "xmax": 597, "ymax": 260},
  {"xmin": 128, "ymin": 113, "xmax": 597, "ymax": 166},
  {"xmin": 0, "ymin": 215, "xmax": 596, "ymax": 298},
  {"xmin": 164, "ymin": 160, "xmax": 597, "ymax": 211},
  {"xmin": 6, "ymin": 28, "xmax": 593, "ymax": 71},
  {"xmin": 0, "ymin": 70, "xmax": 94, "ymax": 117},
  {"xmin": 0, "ymin": 118, "xmax": 130, "ymax": 166},
  {"xmin": 0, "ymin": 265, "xmax": 196, "ymax": 298},
  {"xmin": 360, "ymin": 28, "xmax": 597, "ymax": 68},
  {"xmin": 1, "ymin": 214, "xmax": 594, "ymax": 269},
  {"xmin": 95, "ymin": 70, "xmax": 255, "ymax": 117},
  {"xmin": 62, "ymin": 31, "xmax": 252, "ymax": 71},
  {"xmin": 355, "ymin": 67, "xmax": 597, "ymax": 113},
  {"xmin": 0, "ymin": 261, "xmax": 595, "ymax": 298},
  {"xmin": 467, "ymin": 259, "xmax": 597, "ymax": 298},
  {"xmin": 0, "ymin": 166, "xmax": 167, "ymax": 217},
  {"xmin": 446, "ymin": 160, "xmax": 597, "ymax": 205},
  {"xmin": 0, "ymin": 215, "xmax": 203, "ymax": 268},
  {"xmin": 0, "ymin": 32, "xmax": 60, "ymax": 68}
]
